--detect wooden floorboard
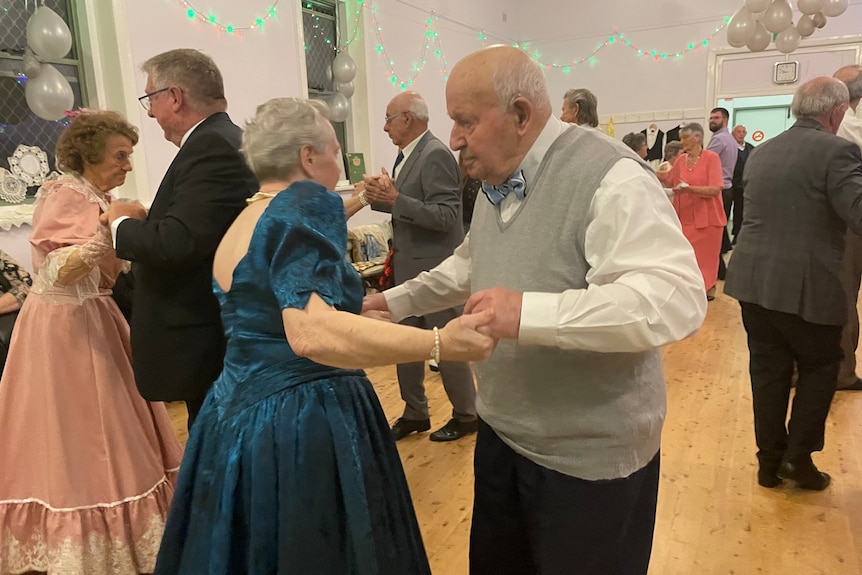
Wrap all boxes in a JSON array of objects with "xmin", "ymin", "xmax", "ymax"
[{"xmin": 167, "ymin": 282, "xmax": 862, "ymax": 574}]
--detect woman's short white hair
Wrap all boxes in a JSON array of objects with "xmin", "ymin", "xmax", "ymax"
[
  {"xmin": 680, "ymin": 122, "xmax": 704, "ymax": 142},
  {"xmin": 242, "ymin": 97, "xmax": 332, "ymax": 182}
]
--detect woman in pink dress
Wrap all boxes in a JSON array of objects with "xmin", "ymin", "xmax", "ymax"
[
  {"xmin": 0, "ymin": 111, "xmax": 183, "ymax": 574},
  {"xmin": 658, "ymin": 122, "xmax": 726, "ymax": 298}
]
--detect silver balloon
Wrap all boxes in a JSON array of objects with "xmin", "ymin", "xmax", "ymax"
[
  {"xmin": 328, "ymin": 92, "xmax": 350, "ymax": 122},
  {"xmin": 22, "ymin": 48, "xmax": 43, "ymax": 79},
  {"xmin": 727, "ymin": 8, "xmax": 756, "ymax": 48},
  {"xmin": 25, "ymin": 63, "xmax": 74, "ymax": 121},
  {"xmin": 797, "ymin": 14, "xmax": 817, "ymax": 37},
  {"xmin": 26, "ymin": 6, "xmax": 72, "ymax": 59},
  {"xmin": 335, "ymin": 80, "xmax": 355, "ymax": 99},
  {"xmin": 744, "ymin": 0, "xmax": 770, "ymax": 12},
  {"xmin": 762, "ymin": 0, "xmax": 793, "ymax": 33},
  {"xmin": 332, "ymin": 53, "xmax": 357, "ymax": 84},
  {"xmin": 797, "ymin": 0, "xmax": 826, "ymax": 15},
  {"xmin": 746, "ymin": 21, "xmax": 771, "ymax": 52},
  {"xmin": 822, "ymin": 0, "xmax": 848, "ymax": 17},
  {"xmin": 813, "ymin": 11, "xmax": 828, "ymax": 27},
  {"xmin": 775, "ymin": 26, "xmax": 801, "ymax": 54}
]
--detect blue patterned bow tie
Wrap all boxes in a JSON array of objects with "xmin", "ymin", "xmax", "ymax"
[{"xmin": 481, "ymin": 170, "xmax": 527, "ymax": 205}]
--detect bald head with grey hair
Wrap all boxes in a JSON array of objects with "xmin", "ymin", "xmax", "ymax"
[
  {"xmin": 834, "ymin": 65, "xmax": 862, "ymax": 107},
  {"xmin": 241, "ymin": 97, "xmax": 333, "ymax": 183},
  {"xmin": 791, "ymin": 77, "xmax": 850, "ymax": 135}
]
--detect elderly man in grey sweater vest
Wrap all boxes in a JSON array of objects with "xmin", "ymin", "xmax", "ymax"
[{"xmin": 364, "ymin": 46, "xmax": 706, "ymax": 574}]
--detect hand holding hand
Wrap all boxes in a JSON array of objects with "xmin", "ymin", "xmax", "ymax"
[
  {"xmin": 362, "ymin": 293, "xmax": 390, "ymax": 314},
  {"xmin": 439, "ymin": 308, "xmax": 498, "ymax": 362},
  {"xmin": 361, "ymin": 309, "xmax": 392, "ymax": 322},
  {"xmin": 464, "ymin": 287, "xmax": 523, "ymax": 340},
  {"xmin": 363, "ymin": 168, "xmax": 398, "ymax": 206},
  {"xmin": 351, "ymin": 180, "xmax": 366, "ymax": 198},
  {"xmin": 107, "ymin": 200, "xmax": 148, "ymax": 224}
]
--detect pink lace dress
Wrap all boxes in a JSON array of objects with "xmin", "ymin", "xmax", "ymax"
[{"xmin": 0, "ymin": 175, "xmax": 183, "ymax": 574}]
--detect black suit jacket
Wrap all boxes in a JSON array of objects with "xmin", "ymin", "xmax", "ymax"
[
  {"xmin": 115, "ymin": 112, "xmax": 257, "ymax": 402},
  {"xmin": 725, "ymin": 119, "xmax": 862, "ymax": 326}
]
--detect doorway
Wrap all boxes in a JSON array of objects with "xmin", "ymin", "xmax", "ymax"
[{"xmin": 717, "ymin": 95, "xmax": 794, "ymax": 146}]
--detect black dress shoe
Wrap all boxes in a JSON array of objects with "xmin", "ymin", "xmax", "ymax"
[
  {"xmin": 391, "ymin": 418, "xmax": 431, "ymax": 441},
  {"xmin": 837, "ymin": 378, "xmax": 862, "ymax": 390},
  {"xmin": 757, "ymin": 466, "xmax": 782, "ymax": 488},
  {"xmin": 429, "ymin": 418, "xmax": 478, "ymax": 442},
  {"xmin": 777, "ymin": 459, "xmax": 831, "ymax": 491}
]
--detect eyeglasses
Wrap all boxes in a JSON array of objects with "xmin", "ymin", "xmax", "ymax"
[
  {"xmin": 138, "ymin": 87, "xmax": 170, "ymax": 111},
  {"xmin": 384, "ymin": 111, "xmax": 409, "ymax": 124}
]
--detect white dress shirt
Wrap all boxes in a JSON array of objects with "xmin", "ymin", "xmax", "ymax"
[
  {"xmin": 110, "ymin": 119, "xmax": 207, "ymax": 246},
  {"xmin": 838, "ymin": 106, "xmax": 862, "ymax": 150},
  {"xmin": 392, "ymin": 129, "xmax": 428, "ymax": 181},
  {"xmin": 384, "ymin": 116, "xmax": 706, "ymax": 352}
]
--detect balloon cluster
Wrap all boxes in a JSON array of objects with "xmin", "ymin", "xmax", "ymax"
[
  {"xmin": 328, "ymin": 52, "xmax": 356, "ymax": 123},
  {"xmin": 22, "ymin": 5, "xmax": 74, "ymax": 121},
  {"xmin": 727, "ymin": 0, "xmax": 849, "ymax": 54}
]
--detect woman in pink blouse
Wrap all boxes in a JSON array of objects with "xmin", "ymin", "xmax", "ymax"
[{"xmin": 658, "ymin": 122, "xmax": 726, "ymax": 298}]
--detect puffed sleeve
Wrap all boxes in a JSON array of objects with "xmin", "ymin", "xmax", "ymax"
[{"xmin": 262, "ymin": 181, "xmax": 354, "ymax": 311}]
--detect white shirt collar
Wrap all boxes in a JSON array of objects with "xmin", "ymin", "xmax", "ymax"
[
  {"xmin": 180, "ymin": 118, "xmax": 206, "ymax": 148},
  {"xmin": 394, "ymin": 130, "xmax": 428, "ymax": 179},
  {"xmin": 518, "ymin": 116, "xmax": 568, "ymax": 187}
]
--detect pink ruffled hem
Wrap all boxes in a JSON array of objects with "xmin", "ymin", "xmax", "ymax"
[{"xmin": 0, "ymin": 471, "xmax": 177, "ymax": 575}]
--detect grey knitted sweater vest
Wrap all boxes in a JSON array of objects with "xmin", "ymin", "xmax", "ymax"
[{"xmin": 470, "ymin": 125, "xmax": 666, "ymax": 480}]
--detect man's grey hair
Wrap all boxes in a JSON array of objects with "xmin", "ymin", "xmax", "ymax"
[
  {"xmin": 489, "ymin": 55, "xmax": 552, "ymax": 114},
  {"xmin": 839, "ymin": 65, "xmax": 862, "ymax": 101},
  {"xmin": 792, "ymin": 77, "xmax": 849, "ymax": 119},
  {"xmin": 142, "ymin": 49, "xmax": 227, "ymax": 114},
  {"xmin": 242, "ymin": 98, "xmax": 332, "ymax": 182},
  {"xmin": 563, "ymin": 88, "xmax": 599, "ymax": 127},
  {"xmin": 406, "ymin": 94, "xmax": 429, "ymax": 121},
  {"xmin": 680, "ymin": 122, "xmax": 704, "ymax": 141}
]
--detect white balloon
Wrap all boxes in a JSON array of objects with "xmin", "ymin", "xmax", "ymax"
[
  {"xmin": 25, "ymin": 63, "xmax": 74, "ymax": 121},
  {"xmin": 797, "ymin": 14, "xmax": 817, "ymax": 37},
  {"xmin": 745, "ymin": 0, "xmax": 771, "ymax": 12},
  {"xmin": 751, "ymin": 9, "xmax": 767, "ymax": 20},
  {"xmin": 727, "ymin": 8, "xmax": 756, "ymax": 47},
  {"xmin": 328, "ymin": 92, "xmax": 350, "ymax": 122},
  {"xmin": 332, "ymin": 53, "xmax": 356, "ymax": 84},
  {"xmin": 22, "ymin": 49, "xmax": 43, "ymax": 79},
  {"xmin": 822, "ymin": 0, "xmax": 848, "ymax": 17},
  {"xmin": 813, "ymin": 11, "xmax": 828, "ymax": 27},
  {"xmin": 762, "ymin": 0, "xmax": 793, "ymax": 33},
  {"xmin": 746, "ymin": 21, "xmax": 772, "ymax": 51},
  {"xmin": 797, "ymin": 0, "xmax": 826, "ymax": 15},
  {"xmin": 336, "ymin": 80, "xmax": 355, "ymax": 99},
  {"xmin": 26, "ymin": 6, "xmax": 72, "ymax": 60},
  {"xmin": 775, "ymin": 26, "xmax": 801, "ymax": 53}
]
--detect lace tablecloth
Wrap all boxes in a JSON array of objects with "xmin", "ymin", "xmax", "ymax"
[{"xmin": 0, "ymin": 203, "xmax": 35, "ymax": 231}]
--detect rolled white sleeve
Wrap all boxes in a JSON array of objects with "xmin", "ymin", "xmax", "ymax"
[
  {"xmin": 519, "ymin": 158, "xmax": 707, "ymax": 352},
  {"xmin": 384, "ymin": 234, "xmax": 473, "ymax": 322}
]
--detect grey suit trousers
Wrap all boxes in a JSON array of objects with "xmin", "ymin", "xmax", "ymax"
[{"xmin": 397, "ymin": 311, "xmax": 477, "ymax": 422}]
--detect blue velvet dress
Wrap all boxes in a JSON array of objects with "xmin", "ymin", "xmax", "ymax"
[{"xmin": 153, "ymin": 182, "xmax": 431, "ymax": 575}]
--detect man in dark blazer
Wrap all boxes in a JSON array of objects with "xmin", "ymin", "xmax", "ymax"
[
  {"xmin": 730, "ymin": 124, "xmax": 754, "ymax": 244},
  {"xmin": 363, "ymin": 91, "xmax": 477, "ymax": 441},
  {"xmin": 725, "ymin": 77, "xmax": 862, "ymax": 491},
  {"xmin": 104, "ymin": 49, "xmax": 257, "ymax": 428}
]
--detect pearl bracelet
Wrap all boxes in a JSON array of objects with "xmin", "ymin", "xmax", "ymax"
[
  {"xmin": 357, "ymin": 190, "xmax": 369, "ymax": 206},
  {"xmin": 431, "ymin": 326, "xmax": 441, "ymax": 364}
]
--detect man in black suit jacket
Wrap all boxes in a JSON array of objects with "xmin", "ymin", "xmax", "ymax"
[
  {"xmin": 725, "ymin": 77, "xmax": 862, "ymax": 491},
  {"xmin": 730, "ymin": 124, "xmax": 754, "ymax": 243},
  {"xmin": 105, "ymin": 49, "xmax": 257, "ymax": 428},
  {"xmin": 363, "ymin": 91, "xmax": 477, "ymax": 442}
]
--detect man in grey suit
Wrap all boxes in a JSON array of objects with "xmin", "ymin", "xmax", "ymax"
[
  {"xmin": 363, "ymin": 91, "xmax": 477, "ymax": 442},
  {"xmin": 725, "ymin": 77, "xmax": 862, "ymax": 491}
]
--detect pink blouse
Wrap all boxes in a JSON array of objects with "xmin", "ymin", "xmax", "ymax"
[{"xmin": 664, "ymin": 149, "xmax": 727, "ymax": 229}]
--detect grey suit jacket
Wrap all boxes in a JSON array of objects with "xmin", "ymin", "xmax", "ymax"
[
  {"xmin": 724, "ymin": 118, "xmax": 862, "ymax": 325},
  {"xmin": 372, "ymin": 131, "xmax": 463, "ymax": 285}
]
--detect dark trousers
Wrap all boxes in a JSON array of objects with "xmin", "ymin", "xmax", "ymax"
[
  {"xmin": 739, "ymin": 302, "xmax": 841, "ymax": 467},
  {"xmin": 720, "ymin": 187, "xmax": 734, "ymax": 254},
  {"xmin": 469, "ymin": 420, "xmax": 659, "ymax": 575},
  {"xmin": 730, "ymin": 185, "xmax": 744, "ymax": 240},
  {"xmin": 185, "ymin": 396, "xmax": 205, "ymax": 430}
]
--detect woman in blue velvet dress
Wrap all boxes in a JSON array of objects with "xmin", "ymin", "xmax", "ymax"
[{"xmin": 153, "ymin": 98, "xmax": 496, "ymax": 574}]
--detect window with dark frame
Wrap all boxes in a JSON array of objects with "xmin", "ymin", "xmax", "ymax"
[{"xmin": 0, "ymin": 0, "xmax": 85, "ymax": 199}]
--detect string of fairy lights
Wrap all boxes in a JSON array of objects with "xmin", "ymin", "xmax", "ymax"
[{"xmin": 174, "ymin": 0, "xmax": 731, "ymax": 87}]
